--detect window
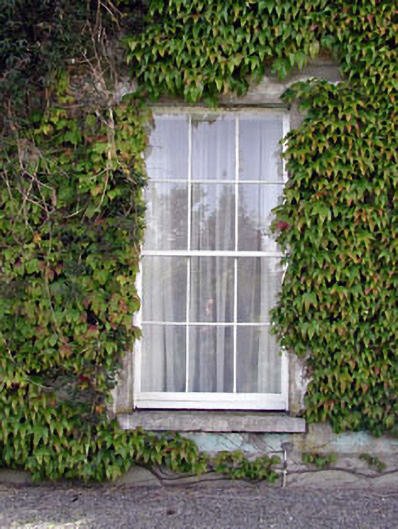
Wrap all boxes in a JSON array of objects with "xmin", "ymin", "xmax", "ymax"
[{"xmin": 134, "ymin": 108, "xmax": 288, "ymax": 410}]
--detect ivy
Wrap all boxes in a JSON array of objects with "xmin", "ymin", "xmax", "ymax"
[
  {"xmin": 302, "ymin": 452, "xmax": 337, "ymax": 470},
  {"xmin": 2, "ymin": 0, "xmax": 398, "ymax": 482},
  {"xmin": 213, "ymin": 451, "xmax": 280, "ymax": 482},
  {"xmin": 0, "ymin": 81, "xmax": 279, "ymax": 482},
  {"xmin": 126, "ymin": 0, "xmax": 398, "ymax": 436},
  {"xmin": 359, "ymin": 453, "xmax": 387, "ymax": 473}
]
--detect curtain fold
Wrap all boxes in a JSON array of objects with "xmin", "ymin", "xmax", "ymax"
[{"xmin": 189, "ymin": 257, "xmax": 234, "ymax": 392}]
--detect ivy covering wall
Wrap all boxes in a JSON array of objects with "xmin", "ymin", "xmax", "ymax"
[
  {"xmin": 1, "ymin": 0, "xmax": 398, "ymax": 481},
  {"xmin": 126, "ymin": 0, "xmax": 398, "ymax": 435}
]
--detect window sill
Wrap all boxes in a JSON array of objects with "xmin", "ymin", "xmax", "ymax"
[{"xmin": 117, "ymin": 411, "xmax": 306, "ymax": 434}]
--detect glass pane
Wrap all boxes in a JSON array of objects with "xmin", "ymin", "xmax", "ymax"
[
  {"xmin": 238, "ymin": 183, "xmax": 282, "ymax": 251},
  {"xmin": 143, "ymin": 182, "xmax": 188, "ymax": 250},
  {"xmin": 237, "ymin": 326, "xmax": 281, "ymax": 393},
  {"xmin": 190, "ymin": 257, "xmax": 234, "ymax": 323},
  {"xmin": 142, "ymin": 257, "xmax": 187, "ymax": 322},
  {"xmin": 141, "ymin": 324, "xmax": 186, "ymax": 392},
  {"xmin": 237, "ymin": 258, "xmax": 283, "ymax": 323},
  {"xmin": 239, "ymin": 116, "xmax": 283, "ymax": 182},
  {"xmin": 191, "ymin": 183, "xmax": 235, "ymax": 250},
  {"xmin": 192, "ymin": 115, "xmax": 235, "ymax": 180},
  {"xmin": 189, "ymin": 326, "xmax": 233, "ymax": 392},
  {"xmin": 146, "ymin": 115, "xmax": 188, "ymax": 180}
]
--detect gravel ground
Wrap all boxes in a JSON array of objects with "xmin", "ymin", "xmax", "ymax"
[{"xmin": 1, "ymin": 482, "xmax": 398, "ymax": 529}]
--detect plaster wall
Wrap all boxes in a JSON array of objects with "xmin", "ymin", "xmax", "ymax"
[
  {"xmin": 182, "ymin": 426, "xmax": 398, "ymax": 487},
  {"xmin": 184, "ymin": 425, "xmax": 398, "ymax": 458}
]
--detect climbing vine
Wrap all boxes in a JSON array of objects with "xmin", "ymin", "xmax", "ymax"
[
  {"xmin": 125, "ymin": 0, "xmax": 398, "ymax": 435},
  {"xmin": 1, "ymin": 0, "xmax": 398, "ymax": 482}
]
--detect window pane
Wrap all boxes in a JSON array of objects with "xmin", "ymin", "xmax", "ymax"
[
  {"xmin": 140, "ymin": 110, "xmax": 287, "ymax": 403},
  {"xmin": 190, "ymin": 257, "xmax": 234, "ymax": 323},
  {"xmin": 142, "ymin": 257, "xmax": 187, "ymax": 322},
  {"xmin": 238, "ymin": 183, "xmax": 282, "ymax": 251},
  {"xmin": 237, "ymin": 327, "xmax": 281, "ymax": 393},
  {"xmin": 192, "ymin": 115, "xmax": 235, "ymax": 180},
  {"xmin": 237, "ymin": 257, "xmax": 283, "ymax": 323},
  {"xmin": 191, "ymin": 183, "xmax": 235, "ymax": 250},
  {"xmin": 239, "ymin": 116, "xmax": 283, "ymax": 182},
  {"xmin": 143, "ymin": 182, "xmax": 188, "ymax": 250},
  {"xmin": 189, "ymin": 326, "xmax": 233, "ymax": 392},
  {"xmin": 141, "ymin": 324, "xmax": 186, "ymax": 392},
  {"xmin": 146, "ymin": 115, "xmax": 188, "ymax": 180}
]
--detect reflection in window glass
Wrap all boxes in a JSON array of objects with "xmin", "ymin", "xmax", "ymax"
[
  {"xmin": 237, "ymin": 327, "xmax": 281, "ymax": 393},
  {"xmin": 191, "ymin": 183, "xmax": 235, "ymax": 250},
  {"xmin": 141, "ymin": 324, "xmax": 186, "ymax": 392},
  {"xmin": 192, "ymin": 116, "xmax": 235, "ymax": 180},
  {"xmin": 238, "ymin": 184, "xmax": 282, "ymax": 252},
  {"xmin": 190, "ymin": 257, "xmax": 234, "ymax": 323},
  {"xmin": 239, "ymin": 117, "xmax": 283, "ymax": 181},
  {"xmin": 146, "ymin": 115, "xmax": 188, "ymax": 180},
  {"xmin": 143, "ymin": 182, "xmax": 188, "ymax": 250},
  {"xmin": 237, "ymin": 258, "xmax": 284, "ymax": 323},
  {"xmin": 143, "ymin": 256, "xmax": 187, "ymax": 322},
  {"xmin": 189, "ymin": 326, "xmax": 234, "ymax": 392}
]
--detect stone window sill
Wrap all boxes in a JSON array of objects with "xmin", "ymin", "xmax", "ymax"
[{"xmin": 117, "ymin": 411, "xmax": 306, "ymax": 433}]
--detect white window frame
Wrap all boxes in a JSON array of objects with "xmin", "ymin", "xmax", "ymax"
[{"xmin": 134, "ymin": 107, "xmax": 290, "ymax": 410}]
